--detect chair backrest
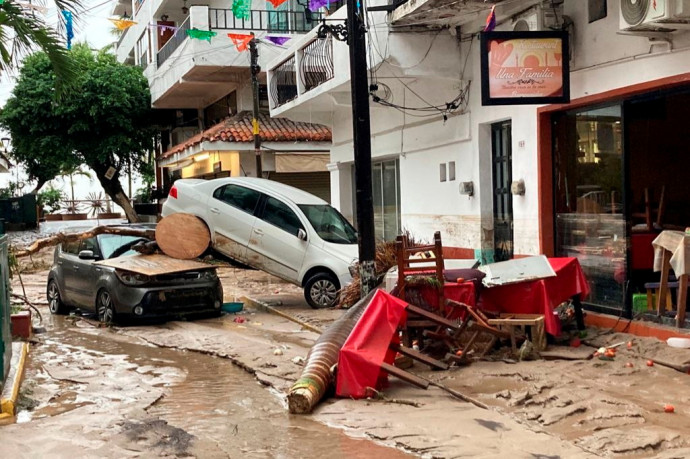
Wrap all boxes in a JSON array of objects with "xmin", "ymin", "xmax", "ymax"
[{"xmin": 396, "ymin": 231, "xmax": 445, "ymax": 313}]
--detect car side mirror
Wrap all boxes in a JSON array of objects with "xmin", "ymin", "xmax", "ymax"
[
  {"xmin": 297, "ymin": 229, "xmax": 307, "ymax": 241},
  {"xmin": 78, "ymin": 250, "xmax": 96, "ymax": 260}
]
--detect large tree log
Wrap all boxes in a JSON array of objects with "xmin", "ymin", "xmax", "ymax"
[
  {"xmin": 13, "ymin": 226, "xmax": 156, "ymax": 258},
  {"xmin": 155, "ymin": 213, "xmax": 210, "ymax": 260}
]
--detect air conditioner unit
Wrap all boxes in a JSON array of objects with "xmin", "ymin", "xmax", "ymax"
[
  {"xmin": 619, "ymin": 0, "xmax": 690, "ymax": 32},
  {"xmin": 509, "ymin": 3, "xmax": 562, "ymax": 32}
]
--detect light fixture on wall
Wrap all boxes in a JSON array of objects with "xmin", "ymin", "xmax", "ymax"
[
  {"xmin": 160, "ymin": 13, "xmax": 169, "ymax": 21},
  {"xmin": 181, "ymin": 0, "xmax": 188, "ymax": 15}
]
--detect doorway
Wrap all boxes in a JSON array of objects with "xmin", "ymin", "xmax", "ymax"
[{"xmin": 492, "ymin": 121, "xmax": 513, "ymax": 262}]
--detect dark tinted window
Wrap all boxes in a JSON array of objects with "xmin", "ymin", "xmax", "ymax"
[
  {"xmin": 261, "ymin": 196, "xmax": 304, "ymax": 237},
  {"xmin": 79, "ymin": 237, "xmax": 100, "ymax": 256},
  {"xmin": 62, "ymin": 241, "xmax": 80, "ymax": 255},
  {"xmin": 213, "ymin": 184, "xmax": 261, "ymax": 215}
]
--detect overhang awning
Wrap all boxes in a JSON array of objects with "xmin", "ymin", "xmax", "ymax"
[{"xmin": 275, "ymin": 154, "xmax": 330, "ymax": 173}]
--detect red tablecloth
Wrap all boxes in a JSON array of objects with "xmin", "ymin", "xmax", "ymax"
[
  {"xmin": 336, "ymin": 290, "xmax": 408, "ymax": 399},
  {"xmin": 478, "ymin": 257, "xmax": 590, "ymax": 336},
  {"xmin": 409, "ymin": 281, "xmax": 476, "ymax": 318}
]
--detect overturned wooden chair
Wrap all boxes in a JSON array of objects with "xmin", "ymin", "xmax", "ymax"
[
  {"xmin": 440, "ymin": 299, "xmax": 510, "ymax": 364},
  {"xmin": 395, "ymin": 231, "xmax": 447, "ymax": 348}
]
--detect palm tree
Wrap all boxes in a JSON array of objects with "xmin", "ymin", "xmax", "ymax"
[
  {"xmin": 0, "ymin": 0, "xmax": 83, "ymax": 91},
  {"xmin": 60, "ymin": 164, "xmax": 91, "ymax": 201}
]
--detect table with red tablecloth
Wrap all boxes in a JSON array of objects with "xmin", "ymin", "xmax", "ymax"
[
  {"xmin": 406, "ymin": 280, "xmax": 476, "ymax": 319},
  {"xmin": 478, "ymin": 257, "xmax": 590, "ymax": 336}
]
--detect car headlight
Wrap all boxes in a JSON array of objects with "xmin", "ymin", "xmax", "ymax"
[
  {"xmin": 201, "ymin": 269, "xmax": 218, "ymax": 281},
  {"xmin": 115, "ymin": 269, "xmax": 150, "ymax": 286}
]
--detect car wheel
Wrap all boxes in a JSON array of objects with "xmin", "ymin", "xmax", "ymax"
[
  {"xmin": 304, "ymin": 272, "xmax": 340, "ymax": 309},
  {"xmin": 96, "ymin": 289, "xmax": 116, "ymax": 325},
  {"xmin": 47, "ymin": 280, "xmax": 69, "ymax": 315}
]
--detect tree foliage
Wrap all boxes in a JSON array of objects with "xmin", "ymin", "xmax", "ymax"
[
  {"xmin": 0, "ymin": 44, "xmax": 156, "ymax": 221},
  {"xmin": 0, "ymin": 0, "xmax": 82, "ymax": 92}
]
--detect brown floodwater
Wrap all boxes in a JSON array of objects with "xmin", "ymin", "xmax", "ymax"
[{"xmin": 20, "ymin": 316, "xmax": 413, "ymax": 458}]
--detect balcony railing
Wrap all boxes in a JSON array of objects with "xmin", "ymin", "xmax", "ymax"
[
  {"xmin": 270, "ymin": 55, "xmax": 298, "ymax": 108},
  {"xmin": 157, "ymin": 16, "xmax": 191, "ymax": 67},
  {"xmin": 300, "ymin": 36, "xmax": 333, "ymax": 92},
  {"xmin": 209, "ymin": 8, "xmax": 323, "ymax": 33}
]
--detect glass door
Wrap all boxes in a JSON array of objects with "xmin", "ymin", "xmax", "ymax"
[{"xmin": 553, "ymin": 104, "xmax": 626, "ymax": 310}]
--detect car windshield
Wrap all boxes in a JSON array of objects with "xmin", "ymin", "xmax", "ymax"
[
  {"xmin": 98, "ymin": 234, "xmax": 149, "ymax": 259},
  {"xmin": 298, "ymin": 205, "xmax": 358, "ymax": 244}
]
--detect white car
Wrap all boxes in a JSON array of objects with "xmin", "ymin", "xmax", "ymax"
[{"xmin": 162, "ymin": 177, "xmax": 358, "ymax": 308}]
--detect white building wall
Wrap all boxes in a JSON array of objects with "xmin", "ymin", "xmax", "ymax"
[{"xmin": 272, "ymin": 0, "xmax": 690, "ymax": 257}]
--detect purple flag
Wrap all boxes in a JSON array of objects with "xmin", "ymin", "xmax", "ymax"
[
  {"xmin": 265, "ymin": 36, "xmax": 290, "ymax": 46},
  {"xmin": 484, "ymin": 5, "xmax": 496, "ymax": 32},
  {"xmin": 309, "ymin": 0, "xmax": 329, "ymax": 10}
]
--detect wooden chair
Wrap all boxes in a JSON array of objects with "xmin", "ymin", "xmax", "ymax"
[
  {"xmin": 395, "ymin": 231, "xmax": 445, "ymax": 348},
  {"xmin": 632, "ymin": 186, "xmax": 665, "ymax": 233},
  {"xmin": 441, "ymin": 299, "xmax": 509, "ymax": 363},
  {"xmin": 395, "ymin": 231, "xmax": 445, "ymax": 313}
]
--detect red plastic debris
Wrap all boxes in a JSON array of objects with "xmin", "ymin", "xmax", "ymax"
[
  {"xmin": 233, "ymin": 316, "xmax": 246, "ymax": 324},
  {"xmin": 664, "ymin": 404, "xmax": 675, "ymax": 413}
]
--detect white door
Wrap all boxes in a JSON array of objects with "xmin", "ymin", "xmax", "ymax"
[
  {"xmin": 250, "ymin": 195, "xmax": 308, "ymax": 282},
  {"xmin": 207, "ymin": 184, "xmax": 262, "ymax": 263}
]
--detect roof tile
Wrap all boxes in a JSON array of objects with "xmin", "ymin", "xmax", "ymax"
[{"xmin": 161, "ymin": 111, "xmax": 332, "ymax": 159}]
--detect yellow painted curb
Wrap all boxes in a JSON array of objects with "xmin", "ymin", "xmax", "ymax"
[
  {"xmin": 240, "ymin": 296, "xmax": 323, "ymax": 335},
  {"xmin": 1, "ymin": 342, "xmax": 29, "ymax": 417}
]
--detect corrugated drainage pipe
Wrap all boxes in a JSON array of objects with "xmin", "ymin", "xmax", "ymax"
[{"xmin": 287, "ymin": 287, "xmax": 378, "ymax": 414}]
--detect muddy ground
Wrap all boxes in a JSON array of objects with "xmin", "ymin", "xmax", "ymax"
[{"xmin": 4, "ymin": 246, "xmax": 690, "ymax": 458}]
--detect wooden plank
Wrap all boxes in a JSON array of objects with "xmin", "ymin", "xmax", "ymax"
[
  {"xmin": 657, "ymin": 249, "xmax": 672, "ymax": 315},
  {"xmin": 95, "ymin": 253, "xmax": 211, "ymax": 276},
  {"xmin": 390, "ymin": 343, "xmax": 449, "ymax": 370},
  {"xmin": 155, "ymin": 213, "xmax": 210, "ymax": 260},
  {"xmin": 677, "ymin": 274, "xmax": 688, "ymax": 327},
  {"xmin": 406, "ymin": 304, "xmax": 458, "ymax": 330},
  {"xmin": 381, "ymin": 362, "xmax": 430, "ymax": 389},
  {"xmin": 489, "ymin": 318, "xmax": 544, "ymax": 326}
]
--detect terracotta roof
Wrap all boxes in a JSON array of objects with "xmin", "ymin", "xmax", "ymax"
[{"xmin": 161, "ymin": 111, "xmax": 332, "ymax": 159}]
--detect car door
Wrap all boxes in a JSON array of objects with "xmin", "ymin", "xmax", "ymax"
[
  {"xmin": 250, "ymin": 194, "xmax": 308, "ymax": 282},
  {"xmin": 207, "ymin": 184, "xmax": 261, "ymax": 263},
  {"xmin": 58, "ymin": 240, "xmax": 82, "ymax": 305},
  {"xmin": 70, "ymin": 237, "xmax": 101, "ymax": 308}
]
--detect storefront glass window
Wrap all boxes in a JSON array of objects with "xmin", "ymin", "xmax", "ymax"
[
  {"xmin": 352, "ymin": 159, "xmax": 401, "ymax": 241},
  {"xmin": 553, "ymin": 105, "xmax": 626, "ymax": 310}
]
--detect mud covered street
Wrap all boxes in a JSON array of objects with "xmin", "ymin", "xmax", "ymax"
[{"xmin": 4, "ymin": 247, "xmax": 690, "ymax": 458}]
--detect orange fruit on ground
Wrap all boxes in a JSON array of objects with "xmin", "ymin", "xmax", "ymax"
[
  {"xmin": 647, "ymin": 360, "xmax": 654, "ymax": 367},
  {"xmin": 664, "ymin": 404, "xmax": 675, "ymax": 413}
]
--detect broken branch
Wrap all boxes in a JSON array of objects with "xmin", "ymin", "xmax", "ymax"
[{"xmin": 12, "ymin": 226, "xmax": 156, "ymax": 258}]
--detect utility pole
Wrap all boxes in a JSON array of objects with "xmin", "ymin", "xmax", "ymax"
[
  {"xmin": 249, "ymin": 36, "xmax": 262, "ymax": 177},
  {"xmin": 346, "ymin": 0, "xmax": 376, "ymax": 296}
]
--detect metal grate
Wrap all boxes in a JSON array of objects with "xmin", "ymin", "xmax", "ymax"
[
  {"xmin": 300, "ymin": 37, "xmax": 334, "ymax": 92},
  {"xmin": 270, "ymin": 55, "xmax": 298, "ymax": 108},
  {"xmin": 157, "ymin": 16, "xmax": 191, "ymax": 67}
]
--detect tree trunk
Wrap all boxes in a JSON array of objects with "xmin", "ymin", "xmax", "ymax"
[
  {"xmin": 92, "ymin": 165, "xmax": 140, "ymax": 223},
  {"xmin": 31, "ymin": 178, "xmax": 47, "ymax": 194}
]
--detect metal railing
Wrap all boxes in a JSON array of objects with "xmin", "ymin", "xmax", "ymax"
[
  {"xmin": 209, "ymin": 8, "xmax": 323, "ymax": 33},
  {"xmin": 139, "ymin": 49, "xmax": 149, "ymax": 71},
  {"xmin": 270, "ymin": 55, "xmax": 298, "ymax": 108},
  {"xmin": 157, "ymin": 16, "xmax": 192, "ymax": 68},
  {"xmin": 300, "ymin": 36, "xmax": 334, "ymax": 92}
]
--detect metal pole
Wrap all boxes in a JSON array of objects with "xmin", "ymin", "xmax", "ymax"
[
  {"xmin": 346, "ymin": 0, "xmax": 376, "ymax": 296},
  {"xmin": 249, "ymin": 36, "xmax": 262, "ymax": 177}
]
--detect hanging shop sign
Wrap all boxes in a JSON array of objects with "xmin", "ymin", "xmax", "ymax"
[{"xmin": 480, "ymin": 31, "xmax": 570, "ymax": 106}]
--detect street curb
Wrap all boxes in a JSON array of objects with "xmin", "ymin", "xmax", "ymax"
[
  {"xmin": 1, "ymin": 341, "xmax": 29, "ymax": 422},
  {"xmin": 240, "ymin": 296, "xmax": 323, "ymax": 335}
]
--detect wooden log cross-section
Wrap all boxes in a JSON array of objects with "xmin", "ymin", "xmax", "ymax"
[{"xmin": 13, "ymin": 213, "xmax": 210, "ymax": 260}]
